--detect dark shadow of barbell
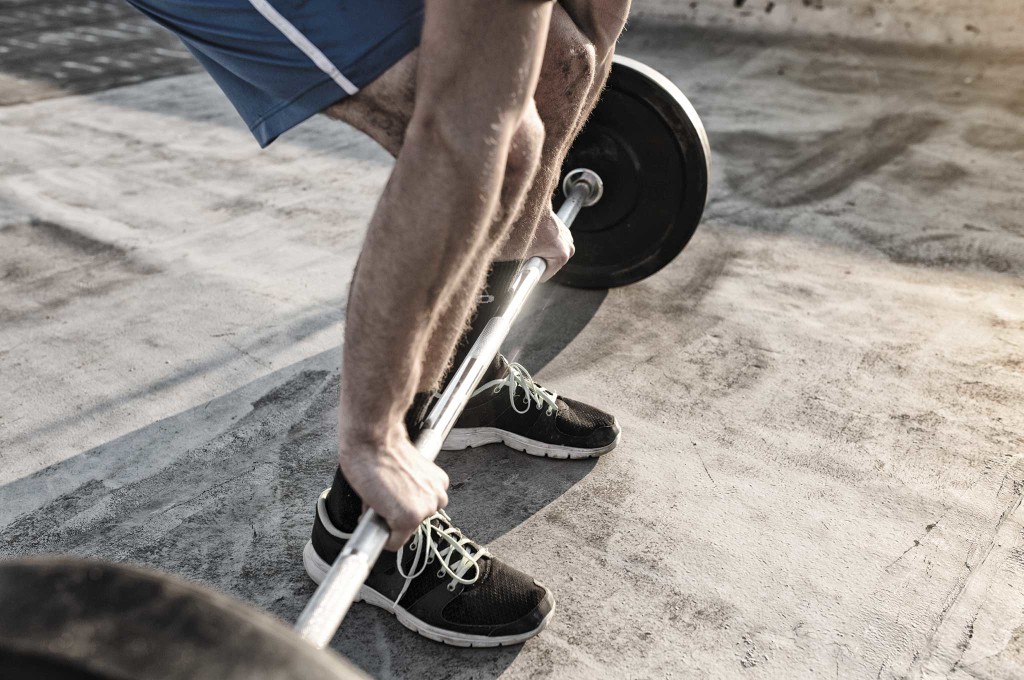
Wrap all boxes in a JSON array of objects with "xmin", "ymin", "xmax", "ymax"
[
  {"xmin": 0, "ymin": 282, "xmax": 607, "ymax": 679},
  {"xmin": 504, "ymin": 281, "xmax": 608, "ymax": 375}
]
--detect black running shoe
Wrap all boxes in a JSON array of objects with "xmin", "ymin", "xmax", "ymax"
[
  {"xmin": 304, "ymin": 489, "xmax": 554, "ymax": 647},
  {"xmin": 443, "ymin": 355, "xmax": 620, "ymax": 459}
]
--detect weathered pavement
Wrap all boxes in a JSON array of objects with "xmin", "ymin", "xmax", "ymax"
[{"xmin": 2, "ymin": 5, "xmax": 1024, "ymax": 679}]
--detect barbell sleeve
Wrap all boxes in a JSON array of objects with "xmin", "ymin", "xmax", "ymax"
[{"xmin": 295, "ymin": 169, "xmax": 601, "ymax": 647}]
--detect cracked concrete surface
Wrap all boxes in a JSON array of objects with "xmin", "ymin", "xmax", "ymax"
[{"xmin": 2, "ymin": 3, "xmax": 1024, "ymax": 679}]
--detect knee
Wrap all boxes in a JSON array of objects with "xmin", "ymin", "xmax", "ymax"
[
  {"xmin": 485, "ymin": 104, "xmax": 544, "ymax": 243},
  {"xmin": 548, "ymin": 30, "xmax": 598, "ymax": 108},
  {"xmin": 578, "ymin": 1, "xmax": 631, "ymax": 60},
  {"xmin": 503, "ymin": 102, "xmax": 546, "ymax": 193}
]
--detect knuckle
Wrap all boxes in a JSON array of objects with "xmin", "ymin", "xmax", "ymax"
[{"xmin": 396, "ymin": 511, "xmax": 417, "ymax": 531}]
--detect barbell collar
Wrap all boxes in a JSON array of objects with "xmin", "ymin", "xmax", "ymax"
[
  {"xmin": 563, "ymin": 168, "xmax": 604, "ymax": 208},
  {"xmin": 558, "ymin": 168, "xmax": 603, "ymax": 230}
]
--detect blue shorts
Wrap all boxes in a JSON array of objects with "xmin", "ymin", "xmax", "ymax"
[{"xmin": 127, "ymin": 0, "xmax": 425, "ymax": 147}]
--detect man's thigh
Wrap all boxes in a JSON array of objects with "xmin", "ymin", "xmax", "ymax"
[
  {"xmin": 324, "ymin": 51, "xmax": 419, "ymax": 156},
  {"xmin": 327, "ymin": 0, "xmax": 552, "ymax": 157},
  {"xmin": 327, "ymin": 0, "xmax": 632, "ymax": 158},
  {"xmin": 559, "ymin": 0, "xmax": 632, "ymax": 58}
]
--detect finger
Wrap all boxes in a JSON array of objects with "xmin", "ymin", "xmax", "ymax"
[
  {"xmin": 390, "ymin": 508, "xmax": 424, "ymax": 536},
  {"xmin": 537, "ymin": 248, "xmax": 565, "ymax": 280},
  {"xmin": 540, "ymin": 253, "xmax": 570, "ymax": 282},
  {"xmin": 437, "ymin": 489, "xmax": 449, "ymax": 511},
  {"xmin": 558, "ymin": 226, "xmax": 574, "ymax": 249},
  {"xmin": 385, "ymin": 533, "xmax": 411, "ymax": 552},
  {"xmin": 384, "ymin": 522, "xmax": 416, "ymax": 552},
  {"xmin": 554, "ymin": 212, "xmax": 574, "ymax": 245}
]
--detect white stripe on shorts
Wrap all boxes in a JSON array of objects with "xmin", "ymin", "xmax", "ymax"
[{"xmin": 246, "ymin": 0, "xmax": 359, "ymax": 95}]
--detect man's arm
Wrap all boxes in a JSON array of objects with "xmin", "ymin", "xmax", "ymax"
[{"xmin": 337, "ymin": 0, "xmax": 554, "ymax": 551}]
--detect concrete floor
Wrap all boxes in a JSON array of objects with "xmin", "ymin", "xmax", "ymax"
[{"xmin": 3, "ymin": 5, "xmax": 1024, "ymax": 679}]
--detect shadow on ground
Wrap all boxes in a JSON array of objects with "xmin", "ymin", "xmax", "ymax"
[
  {"xmin": 505, "ymin": 282, "xmax": 609, "ymax": 374},
  {"xmin": 0, "ymin": 283, "xmax": 608, "ymax": 678}
]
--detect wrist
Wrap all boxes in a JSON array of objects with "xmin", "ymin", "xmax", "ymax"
[
  {"xmin": 338, "ymin": 384, "xmax": 414, "ymax": 451},
  {"xmin": 338, "ymin": 422, "xmax": 402, "ymax": 463}
]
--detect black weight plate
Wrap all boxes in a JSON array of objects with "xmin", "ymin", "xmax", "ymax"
[
  {"xmin": 0, "ymin": 557, "xmax": 366, "ymax": 680},
  {"xmin": 554, "ymin": 55, "xmax": 711, "ymax": 289}
]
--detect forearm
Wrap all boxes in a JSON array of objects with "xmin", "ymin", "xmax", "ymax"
[
  {"xmin": 497, "ymin": 135, "xmax": 568, "ymax": 261},
  {"xmin": 339, "ymin": 124, "xmax": 508, "ymax": 446}
]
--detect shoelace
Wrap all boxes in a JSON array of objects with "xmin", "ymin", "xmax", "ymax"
[
  {"xmin": 393, "ymin": 509, "xmax": 488, "ymax": 605},
  {"xmin": 472, "ymin": 356, "xmax": 560, "ymax": 416}
]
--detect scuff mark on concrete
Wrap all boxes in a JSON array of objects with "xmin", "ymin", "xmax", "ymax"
[{"xmin": 716, "ymin": 112, "xmax": 943, "ymax": 208}]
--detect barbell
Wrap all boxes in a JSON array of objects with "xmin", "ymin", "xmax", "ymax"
[{"xmin": 0, "ymin": 55, "xmax": 710, "ymax": 678}]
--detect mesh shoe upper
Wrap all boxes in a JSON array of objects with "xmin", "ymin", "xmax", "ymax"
[
  {"xmin": 453, "ymin": 356, "xmax": 620, "ymax": 451},
  {"xmin": 554, "ymin": 396, "xmax": 615, "ymax": 437},
  {"xmin": 441, "ymin": 557, "xmax": 545, "ymax": 626},
  {"xmin": 310, "ymin": 485, "xmax": 552, "ymax": 638}
]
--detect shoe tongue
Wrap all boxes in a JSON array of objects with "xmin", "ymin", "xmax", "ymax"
[
  {"xmin": 470, "ymin": 554, "xmax": 491, "ymax": 587},
  {"xmin": 482, "ymin": 355, "xmax": 508, "ymax": 383},
  {"xmin": 465, "ymin": 357, "xmax": 510, "ymax": 408}
]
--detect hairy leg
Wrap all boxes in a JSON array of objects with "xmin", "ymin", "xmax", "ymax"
[
  {"xmin": 335, "ymin": 0, "xmax": 551, "ymax": 546},
  {"xmin": 496, "ymin": 0, "xmax": 632, "ymax": 261},
  {"xmin": 330, "ymin": 1, "xmax": 631, "ymax": 161},
  {"xmin": 415, "ymin": 126, "xmax": 540, "ymax": 392},
  {"xmin": 326, "ymin": 51, "xmax": 417, "ymax": 157}
]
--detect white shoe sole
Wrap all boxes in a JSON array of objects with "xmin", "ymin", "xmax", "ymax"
[
  {"xmin": 302, "ymin": 541, "xmax": 553, "ymax": 647},
  {"xmin": 441, "ymin": 426, "xmax": 619, "ymax": 459}
]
